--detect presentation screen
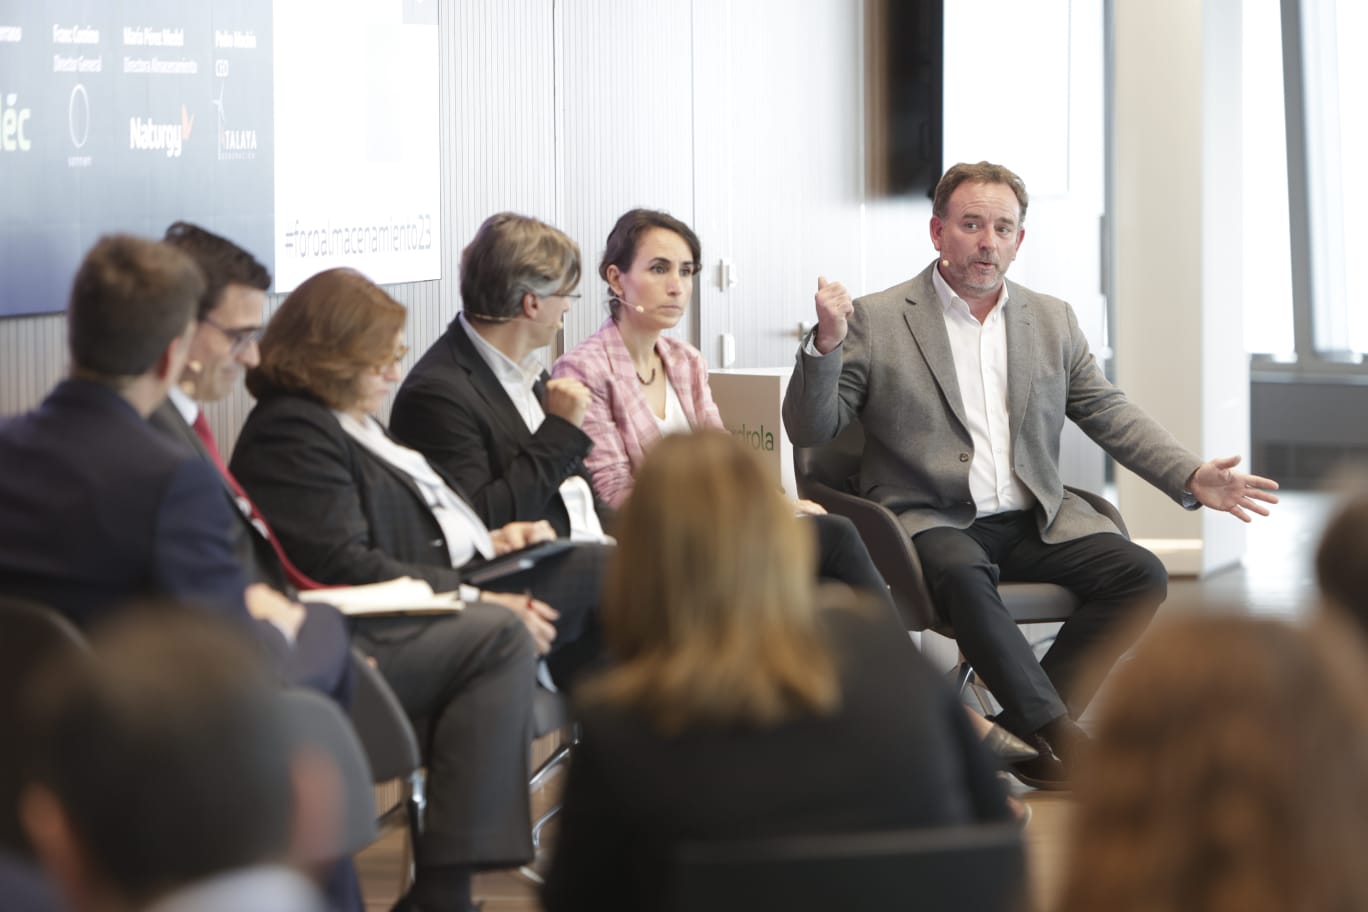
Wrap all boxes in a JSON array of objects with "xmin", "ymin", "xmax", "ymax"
[{"xmin": 0, "ymin": 0, "xmax": 439, "ymax": 318}]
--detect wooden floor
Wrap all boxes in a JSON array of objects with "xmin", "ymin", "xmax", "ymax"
[{"xmin": 358, "ymin": 492, "xmax": 1332, "ymax": 912}]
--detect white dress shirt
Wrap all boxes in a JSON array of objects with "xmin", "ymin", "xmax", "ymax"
[
  {"xmin": 929, "ymin": 267, "xmax": 1034, "ymax": 516},
  {"xmin": 336, "ymin": 411, "xmax": 496, "ymax": 567},
  {"xmin": 460, "ymin": 314, "xmax": 606, "ymax": 541}
]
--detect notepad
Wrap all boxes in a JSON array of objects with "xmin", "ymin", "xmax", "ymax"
[{"xmin": 299, "ymin": 577, "xmax": 463, "ymax": 616}]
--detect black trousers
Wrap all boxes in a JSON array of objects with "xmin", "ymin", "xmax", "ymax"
[
  {"xmin": 914, "ymin": 511, "xmax": 1166, "ymax": 734},
  {"xmin": 352, "ymin": 603, "xmax": 538, "ymax": 869},
  {"xmin": 483, "ymin": 541, "xmax": 608, "ymax": 688},
  {"xmin": 808, "ymin": 513, "xmax": 898, "ymax": 619}
]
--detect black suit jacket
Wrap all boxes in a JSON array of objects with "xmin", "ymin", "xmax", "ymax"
[
  {"xmin": 390, "ymin": 320, "xmax": 607, "ymax": 537},
  {"xmin": 542, "ymin": 598, "xmax": 1011, "ymax": 912},
  {"xmin": 149, "ymin": 401, "xmax": 291, "ymax": 593},
  {"xmin": 0, "ymin": 380, "xmax": 247, "ymax": 626},
  {"xmin": 230, "ymin": 387, "xmax": 471, "ymax": 591}
]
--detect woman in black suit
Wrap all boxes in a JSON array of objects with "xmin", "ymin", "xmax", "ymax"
[
  {"xmin": 542, "ymin": 432, "xmax": 1012, "ymax": 912},
  {"xmin": 230, "ymin": 267, "xmax": 605, "ymax": 912}
]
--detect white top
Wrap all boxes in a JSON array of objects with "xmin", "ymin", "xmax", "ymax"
[
  {"xmin": 143, "ymin": 865, "xmax": 324, "ymax": 912},
  {"xmin": 336, "ymin": 412, "xmax": 495, "ymax": 567},
  {"xmin": 930, "ymin": 266, "xmax": 1034, "ymax": 516},
  {"xmin": 460, "ymin": 314, "xmax": 605, "ymax": 540},
  {"xmin": 652, "ymin": 375, "xmax": 693, "ymax": 436}
]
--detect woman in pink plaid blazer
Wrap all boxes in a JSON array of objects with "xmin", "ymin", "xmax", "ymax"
[{"xmin": 551, "ymin": 209, "xmax": 719, "ymax": 509}]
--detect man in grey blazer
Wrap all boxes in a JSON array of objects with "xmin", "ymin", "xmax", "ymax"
[{"xmin": 783, "ymin": 161, "xmax": 1279, "ymax": 787}]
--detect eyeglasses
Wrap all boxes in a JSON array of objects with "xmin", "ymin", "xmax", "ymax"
[
  {"xmin": 201, "ymin": 316, "xmax": 264, "ymax": 354},
  {"xmin": 372, "ymin": 345, "xmax": 410, "ymax": 373}
]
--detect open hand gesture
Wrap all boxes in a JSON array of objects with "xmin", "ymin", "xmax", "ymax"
[{"xmin": 1187, "ymin": 455, "xmax": 1280, "ymax": 522}]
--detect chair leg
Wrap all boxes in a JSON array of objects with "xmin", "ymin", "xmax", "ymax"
[
  {"xmin": 952, "ymin": 660, "xmax": 974, "ymax": 695},
  {"xmin": 529, "ymin": 742, "xmax": 573, "ymax": 793},
  {"xmin": 400, "ymin": 771, "xmax": 426, "ymax": 890}
]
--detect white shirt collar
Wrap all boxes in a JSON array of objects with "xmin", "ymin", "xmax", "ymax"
[
  {"xmin": 930, "ymin": 263, "xmax": 1011, "ymax": 322},
  {"xmin": 166, "ymin": 384, "xmax": 200, "ymax": 425},
  {"xmin": 459, "ymin": 312, "xmax": 543, "ymax": 389}
]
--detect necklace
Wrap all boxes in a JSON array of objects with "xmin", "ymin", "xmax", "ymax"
[{"xmin": 635, "ymin": 366, "xmax": 657, "ymax": 385}]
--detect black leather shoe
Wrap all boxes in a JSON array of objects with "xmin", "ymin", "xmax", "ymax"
[
  {"xmin": 1008, "ymin": 734, "xmax": 1070, "ymax": 791},
  {"xmin": 983, "ymin": 722, "xmax": 1040, "ymax": 764}
]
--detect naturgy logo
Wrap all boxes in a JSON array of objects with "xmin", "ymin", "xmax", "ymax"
[
  {"xmin": 2, "ymin": 92, "xmax": 33, "ymax": 152},
  {"xmin": 129, "ymin": 103, "xmax": 194, "ymax": 158}
]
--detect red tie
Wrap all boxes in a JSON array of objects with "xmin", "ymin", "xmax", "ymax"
[{"xmin": 191, "ymin": 412, "xmax": 325, "ymax": 591}]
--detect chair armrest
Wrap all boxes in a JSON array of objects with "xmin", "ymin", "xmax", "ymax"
[
  {"xmin": 799, "ymin": 480, "xmax": 937, "ymax": 631},
  {"xmin": 348, "ymin": 647, "xmax": 422, "ymax": 782},
  {"xmin": 1065, "ymin": 485, "xmax": 1129, "ymax": 540}
]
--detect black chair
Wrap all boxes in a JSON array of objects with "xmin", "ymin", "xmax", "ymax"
[
  {"xmin": 794, "ymin": 419, "xmax": 1129, "ymax": 693},
  {"xmin": 671, "ymin": 822, "xmax": 1026, "ymax": 912},
  {"xmin": 530, "ymin": 685, "xmax": 575, "ymax": 850},
  {"xmin": 0, "ymin": 598, "xmax": 90, "ymax": 857}
]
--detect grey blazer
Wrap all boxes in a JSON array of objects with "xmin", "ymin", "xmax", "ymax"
[{"xmin": 782, "ymin": 261, "xmax": 1201, "ymax": 543}]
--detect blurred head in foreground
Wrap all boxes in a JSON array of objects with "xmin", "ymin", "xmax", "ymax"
[
  {"xmin": 19, "ymin": 611, "xmax": 297, "ymax": 911},
  {"xmin": 583, "ymin": 430, "xmax": 837, "ymax": 733},
  {"xmin": 1058, "ymin": 612, "xmax": 1368, "ymax": 912}
]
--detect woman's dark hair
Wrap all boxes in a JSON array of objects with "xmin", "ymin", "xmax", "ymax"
[{"xmin": 599, "ymin": 209, "xmax": 701, "ymax": 320}]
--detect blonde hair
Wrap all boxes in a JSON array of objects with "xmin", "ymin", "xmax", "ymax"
[
  {"xmin": 1058, "ymin": 612, "xmax": 1368, "ymax": 912},
  {"xmin": 582, "ymin": 431, "xmax": 838, "ymax": 733}
]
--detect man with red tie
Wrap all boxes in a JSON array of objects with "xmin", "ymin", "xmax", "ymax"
[
  {"xmin": 150, "ymin": 222, "xmax": 352, "ymax": 704},
  {"xmin": 154, "ymin": 224, "xmax": 542, "ymax": 912}
]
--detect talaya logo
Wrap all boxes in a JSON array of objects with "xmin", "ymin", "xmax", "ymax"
[
  {"xmin": 129, "ymin": 103, "xmax": 193, "ymax": 158},
  {"xmin": 731, "ymin": 423, "xmax": 775, "ymax": 452},
  {"xmin": 2, "ymin": 91, "xmax": 33, "ymax": 152},
  {"xmin": 212, "ymin": 81, "xmax": 257, "ymax": 159}
]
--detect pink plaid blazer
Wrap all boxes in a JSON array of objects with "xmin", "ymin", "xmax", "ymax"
[{"xmin": 552, "ymin": 318, "xmax": 723, "ymax": 508}]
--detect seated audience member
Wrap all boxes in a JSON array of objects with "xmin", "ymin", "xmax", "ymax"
[
  {"xmin": 542, "ymin": 432, "xmax": 1011, "ymax": 912},
  {"xmin": 229, "ymin": 266, "xmax": 605, "ymax": 685},
  {"xmin": 157, "ymin": 228, "xmax": 546, "ymax": 911},
  {"xmin": 551, "ymin": 207, "xmax": 893, "ymax": 607},
  {"xmin": 151, "ymin": 222, "xmax": 352, "ymax": 705},
  {"xmin": 19, "ymin": 612, "xmax": 329, "ymax": 912},
  {"xmin": 0, "ymin": 235, "xmax": 297, "ymax": 649},
  {"xmin": 391, "ymin": 212, "xmax": 610, "ymax": 539},
  {"xmin": 1316, "ymin": 491, "xmax": 1368, "ymax": 624},
  {"xmin": 1057, "ymin": 613, "xmax": 1368, "ymax": 912}
]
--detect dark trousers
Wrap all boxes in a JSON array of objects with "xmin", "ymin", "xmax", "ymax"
[
  {"xmin": 484, "ymin": 541, "xmax": 608, "ymax": 688},
  {"xmin": 808, "ymin": 513, "xmax": 898, "ymax": 619},
  {"xmin": 352, "ymin": 603, "xmax": 538, "ymax": 869},
  {"xmin": 282, "ymin": 602, "xmax": 355, "ymax": 706},
  {"xmin": 914, "ymin": 511, "xmax": 1166, "ymax": 734}
]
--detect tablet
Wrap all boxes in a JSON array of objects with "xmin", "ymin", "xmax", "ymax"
[{"xmin": 460, "ymin": 539, "xmax": 576, "ymax": 586}]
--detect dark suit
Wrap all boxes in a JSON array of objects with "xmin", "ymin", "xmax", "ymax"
[
  {"xmin": 229, "ymin": 386, "xmax": 603, "ymax": 681},
  {"xmin": 783, "ymin": 261, "xmax": 1180, "ymax": 732},
  {"xmin": 223, "ymin": 390, "xmax": 565, "ymax": 870},
  {"xmin": 148, "ymin": 401, "xmax": 352, "ymax": 705},
  {"xmin": 390, "ymin": 319, "xmax": 607, "ymax": 537},
  {"xmin": 542, "ymin": 596, "xmax": 1011, "ymax": 912},
  {"xmin": 0, "ymin": 380, "xmax": 247, "ymax": 625}
]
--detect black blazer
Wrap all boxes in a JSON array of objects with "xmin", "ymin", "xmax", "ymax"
[
  {"xmin": 230, "ymin": 387, "xmax": 470, "ymax": 591},
  {"xmin": 149, "ymin": 401, "xmax": 291, "ymax": 593},
  {"xmin": 390, "ymin": 320, "xmax": 607, "ymax": 537},
  {"xmin": 0, "ymin": 380, "xmax": 247, "ymax": 625},
  {"xmin": 542, "ymin": 599, "xmax": 1011, "ymax": 912}
]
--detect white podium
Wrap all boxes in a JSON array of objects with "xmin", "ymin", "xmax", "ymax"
[{"xmin": 708, "ymin": 367, "xmax": 796, "ymax": 499}]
